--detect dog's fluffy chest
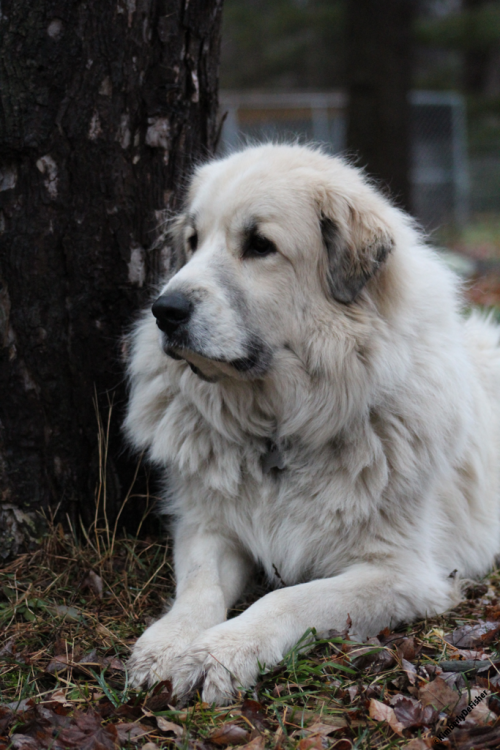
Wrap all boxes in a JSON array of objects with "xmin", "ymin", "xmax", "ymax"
[
  {"xmin": 166, "ymin": 410, "xmax": 387, "ymax": 584},
  {"xmin": 224, "ymin": 470, "xmax": 358, "ymax": 585}
]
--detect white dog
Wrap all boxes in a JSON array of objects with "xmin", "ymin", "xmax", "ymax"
[{"xmin": 125, "ymin": 143, "xmax": 500, "ymax": 705}]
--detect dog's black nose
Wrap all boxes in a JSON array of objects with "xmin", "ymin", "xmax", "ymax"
[{"xmin": 152, "ymin": 292, "xmax": 192, "ymax": 333}]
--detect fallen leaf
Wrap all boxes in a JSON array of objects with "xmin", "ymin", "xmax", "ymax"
[
  {"xmin": 107, "ymin": 658, "xmax": 125, "ymax": 671},
  {"xmin": 364, "ymin": 684, "xmax": 382, "ymax": 699},
  {"xmin": 402, "ymin": 658, "xmax": 418, "ymax": 685},
  {"xmin": 488, "ymin": 695, "xmax": 500, "ymax": 716},
  {"xmin": 477, "ymin": 674, "xmax": 500, "ymax": 691},
  {"xmin": 0, "ymin": 707, "xmax": 14, "ymax": 733},
  {"xmin": 347, "ymin": 685, "xmax": 358, "ymax": 701},
  {"xmin": 305, "ymin": 721, "xmax": 344, "ymax": 737},
  {"xmin": 77, "ymin": 650, "xmax": 106, "ymax": 668},
  {"xmin": 144, "ymin": 692, "xmax": 172, "ymax": 712},
  {"xmin": 291, "ymin": 715, "xmax": 348, "ymax": 736},
  {"xmin": 56, "ymin": 710, "xmax": 119, "ymax": 749},
  {"xmin": 156, "ymin": 716, "xmax": 183, "ymax": 736},
  {"xmin": 11, "ymin": 709, "xmax": 53, "ymax": 748},
  {"xmin": 418, "ymin": 676, "xmax": 460, "ymax": 712},
  {"xmin": 397, "ymin": 636, "xmax": 417, "ymax": 661},
  {"xmin": 142, "ymin": 744, "xmax": 161, "ymax": 750},
  {"xmin": 477, "ymin": 659, "xmax": 500, "ymax": 677},
  {"xmin": 442, "ymin": 671, "xmax": 467, "ymax": 690},
  {"xmin": 4, "ymin": 698, "xmax": 34, "ymax": 713},
  {"xmin": 349, "ymin": 637, "xmax": 384, "ymax": 669},
  {"xmin": 369, "ymin": 698, "xmax": 404, "ymax": 735},
  {"xmin": 297, "ymin": 739, "xmax": 326, "ymax": 750},
  {"xmin": 239, "ymin": 738, "xmax": 265, "ymax": 750},
  {"xmin": 377, "ymin": 626, "xmax": 394, "ymax": 641},
  {"xmin": 484, "ymin": 605, "xmax": 500, "ymax": 621},
  {"xmin": 111, "ymin": 704, "xmax": 142, "ymax": 722},
  {"xmin": 451, "ymin": 689, "xmax": 494, "ymax": 726},
  {"xmin": 47, "ymin": 689, "xmax": 69, "ymax": 704},
  {"xmin": 10, "ymin": 734, "xmax": 39, "ymax": 750},
  {"xmin": 0, "ymin": 638, "xmax": 16, "ymax": 657},
  {"xmin": 445, "ymin": 621, "xmax": 500, "ymax": 649},
  {"xmin": 457, "ymin": 650, "xmax": 489, "ymax": 661},
  {"xmin": 210, "ymin": 724, "xmax": 250, "ymax": 745},
  {"xmin": 45, "ymin": 655, "xmax": 71, "ymax": 674},
  {"xmin": 52, "ymin": 639, "xmax": 67, "ymax": 656},
  {"xmin": 35, "ymin": 705, "xmax": 71, "ymax": 729},
  {"xmin": 391, "ymin": 694, "xmax": 437, "ymax": 728},
  {"xmin": 115, "ymin": 722, "xmax": 150, "ymax": 743},
  {"xmin": 467, "ymin": 697, "xmax": 496, "ymax": 726},
  {"xmin": 353, "ymin": 646, "xmax": 396, "ymax": 673},
  {"xmin": 404, "ymin": 739, "xmax": 431, "ymax": 750},
  {"xmin": 444, "ymin": 720, "xmax": 500, "ymax": 750},
  {"xmin": 241, "ymin": 699, "xmax": 268, "ymax": 731},
  {"xmin": 148, "ymin": 679, "xmax": 172, "ymax": 698}
]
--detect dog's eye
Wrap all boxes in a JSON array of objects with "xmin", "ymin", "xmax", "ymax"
[
  {"xmin": 244, "ymin": 233, "xmax": 277, "ymax": 258},
  {"xmin": 187, "ymin": 232, "xmax": 198, "ymax": 252}
]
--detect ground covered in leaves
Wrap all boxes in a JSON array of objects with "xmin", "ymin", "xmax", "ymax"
[{"xmin": 1, "ymin": 523, "xmax": 500, "ymax": 750}]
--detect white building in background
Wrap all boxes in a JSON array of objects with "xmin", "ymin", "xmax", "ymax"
[{"xmin": 219, "ymin": 90, "xmax": 469, "ymax": 231}]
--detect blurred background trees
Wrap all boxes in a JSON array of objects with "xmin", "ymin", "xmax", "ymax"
[
  {"xmin": 345, "ymin": 0, "xmax": 415, "ymax": 210},
  {"xmin": 220, "ymin": 0, "xmax": 500, "ymax": 228},
  {"xmin": 221, "ymin": 0, "xmax": 345, "ymax": 90}
]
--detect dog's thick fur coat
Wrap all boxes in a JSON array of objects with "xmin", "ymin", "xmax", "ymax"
[{"xmin": 125, "ymin": 144, "xmax": 500, "ymax": 704}]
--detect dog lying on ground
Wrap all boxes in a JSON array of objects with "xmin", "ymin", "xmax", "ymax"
[{"xmin": 125, "ymin": 143, "xmax": 500, "ymax": 705}]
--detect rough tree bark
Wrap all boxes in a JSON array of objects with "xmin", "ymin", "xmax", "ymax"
[
  {"xmin": 0, "ymin": 0, "xmax": 223, "ymax": 557},
  {"xmin": 345, "ymin": 0, "xmax": 415, "ymax": 211}
]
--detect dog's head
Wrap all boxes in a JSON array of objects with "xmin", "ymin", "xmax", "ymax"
[{"xmin": 153, "ymin": 144, "xmax": 396, "ymax": 381}]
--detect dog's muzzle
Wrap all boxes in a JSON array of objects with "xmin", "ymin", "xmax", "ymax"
[{"xmin": 152, "ymin": 292, "xmax": 192, "ymax": 335}]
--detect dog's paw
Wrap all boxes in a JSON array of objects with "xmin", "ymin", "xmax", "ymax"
[
  {"xmin": 128, "ymin": 616, "xmax": 200, "ymax": 688},
  {"xmin": 172, "ymin": 620, "xmax": 284, "ymax": 705}
]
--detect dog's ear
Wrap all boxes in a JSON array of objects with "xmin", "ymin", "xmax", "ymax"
[{"xmin": 320, "ymin": 204, "xmax": 394, "ymax": 305}]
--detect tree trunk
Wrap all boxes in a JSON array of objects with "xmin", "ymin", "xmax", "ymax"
[
  {"xmin": 463, "ymin": 0, "xmax": 491, "ymax": 96},
  {"xmin": 345, "ymin": 0, "xmax": 415, "ymax": 211},
  {"xmin": 0, "ymin": 0, "xmax": 223, "ymax": 557}
]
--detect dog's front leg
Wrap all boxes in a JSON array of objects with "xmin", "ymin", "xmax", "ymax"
[
  {"xmin": 128, "ymin": 523, "xmax": 252, "ymax": 687},
  {"xmin": 172, "ymin": 561, "xmax": 457, "ymax": 704}
]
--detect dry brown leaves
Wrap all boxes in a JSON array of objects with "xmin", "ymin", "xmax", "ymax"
[
  {"xmin": 0, "ymin": 680, "xmax": 176, "ymax": 750},
  {"xmin": 329, "ymin": 605, "xmax": 500, "ymax": 749},
  {"xmin": 9, "ymin": 707, "xmax": 119, "ymax": 750},
  {"xmin": 209, "ymin": 724, "xmax": 250, "ymax": 745},
  {"xmin": 2, "ymin": 532, "xmax": 500, "ymax": 750}
]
